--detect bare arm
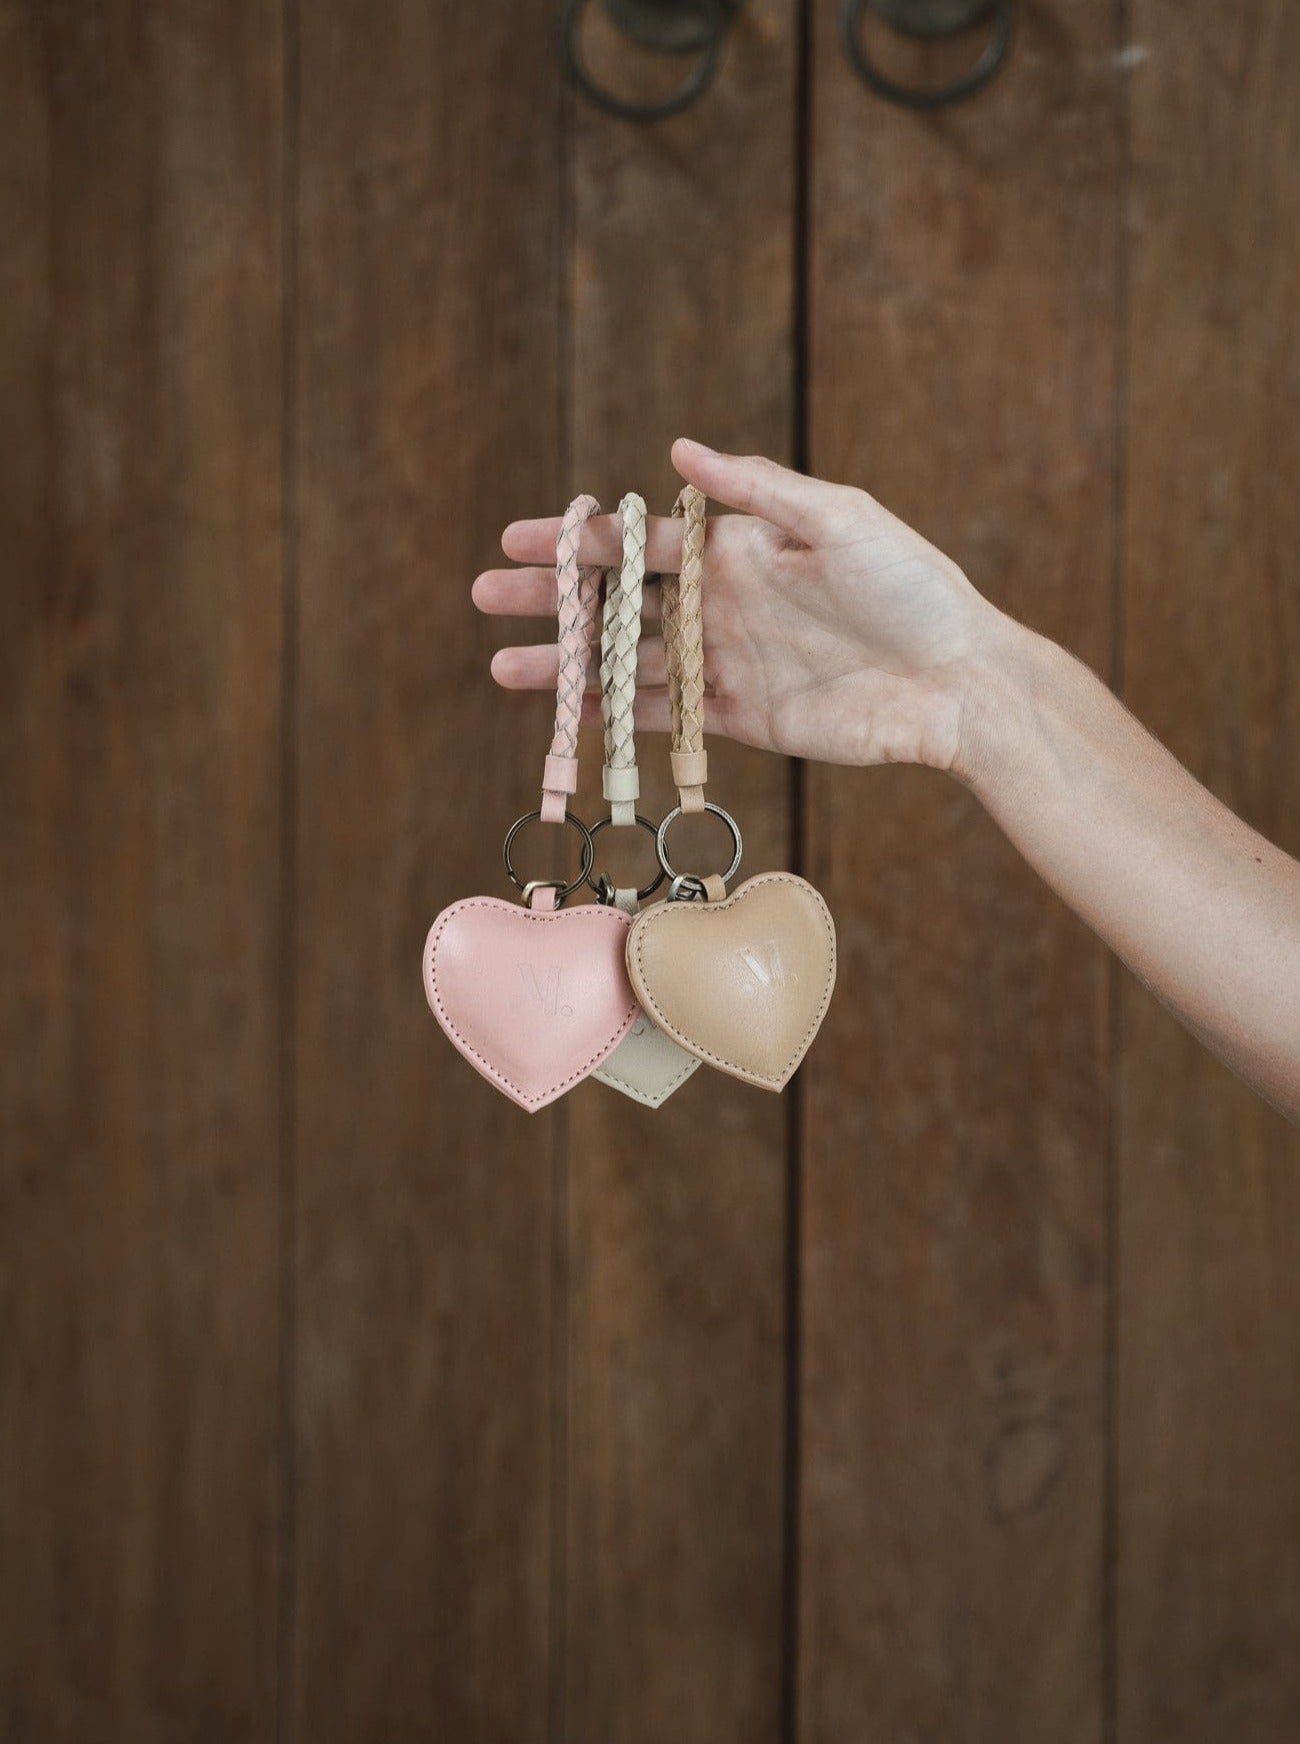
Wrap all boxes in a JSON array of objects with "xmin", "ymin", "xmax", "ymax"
[
  {"xmin": 476, "ymin": 440, "xmax": 1300, "ymax": 1122},
  {"xmin": 961, "ymin": 621, "xmax": 1300, "ymax": 1118}
]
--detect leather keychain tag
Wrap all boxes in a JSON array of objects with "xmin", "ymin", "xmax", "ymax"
[
  {"xmin": 589, "ymin": 492, "xmax": 702, "ymax": 1108},
  {"xmin": 423, "ymin": 495, "xmax": 637, "ymax": 1111},
  {"xmin": 626, "ymin": 872, "xmax": 836, "ymax": 1092},
  {"xmin": 624, "ymin": 486, "xmax": 837, "ymax": 1091}
]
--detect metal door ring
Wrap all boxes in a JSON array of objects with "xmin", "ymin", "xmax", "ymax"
[
  {"xmin": 563, "ymin": 0, "xmax": 727, "ymax": 121},
  {"xmin": 841, "ymin": 0, "xmax": 1014, "ymax": 109}
]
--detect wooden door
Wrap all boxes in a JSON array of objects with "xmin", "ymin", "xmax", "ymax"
[
  {"xmin": 2, "ymin": 4, "xmax": 1298, "ymax": 1742},
  {"xmin": 1, "ymin": 5, "xmax": 284, "ymax": 1738},
  {"xmin": 801, "ymin": 2, "xmax": 1118, "ymax": 1737}
]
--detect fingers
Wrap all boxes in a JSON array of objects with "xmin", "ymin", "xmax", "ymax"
[
  {"xmin": 473, "ymin": 566, "xmax": 661, "ymax": 620},
  {"xmin": 671, "ymin": 438, "xmax": 841, "ymax": 542},
  {"xmin": 501, "ymin": 512, "xmax": 684, "ymax": 573},
  {"xmin": 490, "ymin": 637, "xmax": 668, "ymax": 692}
]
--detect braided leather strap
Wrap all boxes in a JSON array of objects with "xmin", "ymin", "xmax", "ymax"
[
  {"xmin": 600, "ymin": 493, "xmax": 646, "ymax": 828},
  {"xmin": 663, "ymin": 484, "xmax": 708, "ymax": 812},
  {"xmin": 542, "ymin": 493, "xmax": 602, "ymax": 822}
]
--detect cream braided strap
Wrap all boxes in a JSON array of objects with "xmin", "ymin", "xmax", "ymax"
[
  {"xmin": 600, "ymin": 492, "xmax": 646, "ymax": 829},
  {"xmin": 541, "ymin": 493, "xmax": 602, "ymax": 823},
  {"xmin": 662, "ymin": 484, "xmax": 708, "ymax": 813}
]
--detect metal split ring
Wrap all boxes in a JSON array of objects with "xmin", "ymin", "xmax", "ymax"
[
  {"xmin": 586, "ymin": 814, "xmax": 668, "ymax": 903},
  {"xmin": 656, "ymin": 801, "xmax": 743, "ymax": 888},
  {"xmin": 503, "ymin": 809, "xmax": 595, "ymax": 903}
]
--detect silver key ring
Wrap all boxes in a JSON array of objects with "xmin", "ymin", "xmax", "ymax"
[
  {"xmin": 586, "ymin": 814, "xmax": 667, "ymax": 903},
  {"xmin": 502, "ymin": 809, "xmax": 594, "ymax": 903},
  {"xmin": 655, "ymin": 802, "xmax": 743, "ymax": 888}
]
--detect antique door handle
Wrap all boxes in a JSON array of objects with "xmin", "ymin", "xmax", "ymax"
[
  {"xmin": 841, "ymin": 0, "xmax": 1015, "ymax": 109},
  {"xmin": 563, "ymin": 0, "xmax": 1013, "ymax": 121},
  {"xmin": 561, "ymin": 0, "xmax": 738, "ymax": 122}
]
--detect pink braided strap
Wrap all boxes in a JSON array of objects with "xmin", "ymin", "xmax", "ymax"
[{"xmin": 542, "ymin": 494, "xmax": 602, "ymax": 822}]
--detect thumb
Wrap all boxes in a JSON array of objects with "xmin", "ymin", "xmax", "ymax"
[{"xmin": 671, "ymin": 439, "xmax": 839, "ymax": 542}]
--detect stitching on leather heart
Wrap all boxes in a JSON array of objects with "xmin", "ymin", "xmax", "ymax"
[
  {"xmin": 426, "ymin": 900, "xmax": 637, "ymax": 1109},
  {"xmin": 629, "ymin": 873, "xmax": 836, "ymax": 1087},
  {"xmin": 593, "ymin": 1020, "xmax": 700, "ymax": 1103}
]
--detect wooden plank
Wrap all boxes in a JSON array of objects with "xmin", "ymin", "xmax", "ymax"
[
  {"xmin": 800, "ymin": 4, "xmax": 1120, "ymax": 1740},
  {"xmin": 291, "ymin": 3, "xmax": 564, "ymax": 1738},
  {"xmin": 0, "ymin": 4, "xmax": 283, "ymax": 1739},
  {"xmin": 560, "ymin": 4, "xmax": 798, "ymax": 1740},
  {"xmin": 1118, "ymin": 4, "xmax": 1300, "ymax": 1738}
]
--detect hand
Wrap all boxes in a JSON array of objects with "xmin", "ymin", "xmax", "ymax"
[{"xmin": 474, "ymin": 439, "xmax": 1004, "ymax": 773}]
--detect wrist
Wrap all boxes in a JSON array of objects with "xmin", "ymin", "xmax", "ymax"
[{"xmin": 951, "ymin": 608, "xmax": 1061, "ymax": 797}]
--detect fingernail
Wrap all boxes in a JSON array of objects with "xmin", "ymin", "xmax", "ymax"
[{"xmin": 682, "ymin": 437, "xmax": 716, "ymax": 457}]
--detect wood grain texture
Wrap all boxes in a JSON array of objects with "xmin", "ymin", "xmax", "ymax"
[
  {"xmin": 1118, "ymin": 4, "xmax": 1300, "ymax": 1737},
  {"xmin": 800, "ymin": 4, "xmax": 1120, "ymax": 1739},
  {"xmin": 0, "ymin": 4, "xmax": 283, "ymax": 1739},
  {"xmin": 560, "ymin": 4, "xmax": 798, "ymax": 1740},
  {"xmin": 291, "ymin": 2, "xmax": 565, "ymax": 1739}
]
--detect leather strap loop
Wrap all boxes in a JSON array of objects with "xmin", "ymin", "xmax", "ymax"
[
  {"xmin": 602, "ymin": 765, "xmax": 640, "ymax": 803},
  {"xmin": 670, "ymin": 748, "xmax": 708, "ymax": 790},
  {"xmin": 599, "ymin": 492, "xmax": 647, "ymax": 827},
  {"xmin": 663, "ymin": 485, "xmax": 708, "ymax": 813},
  {"xmin": 543, "ymin": 494, "xmax": 602, "ymax": 822},
  {"xmin": 543, "ymin": 752, "xmax": 579, "ymax": 796}
]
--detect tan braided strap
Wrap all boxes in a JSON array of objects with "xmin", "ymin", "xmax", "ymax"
[
  {"xmin": 542, "ymin": 493, "xmax": 602, "ymax": 822},
  {"xmin": 600, "ymin": 492, "xmax": 646, "ymax": 828},
  {"xmin": 663, "ymin": 484, "xmax": 708, "ymax": 812}
]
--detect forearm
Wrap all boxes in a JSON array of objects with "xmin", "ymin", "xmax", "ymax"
[{"xmin": 958, "ymin": 617, "xmax": 1300, "ymax": 1121}]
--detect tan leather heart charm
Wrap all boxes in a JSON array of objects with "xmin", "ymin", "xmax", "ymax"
[
  {"xmin": 625, "ymin": 873, "xmax": 836, "ymax": 1091},
  {"xmin": 424, "ymin": 898, "xmax": 638, "ymax": 1112}
]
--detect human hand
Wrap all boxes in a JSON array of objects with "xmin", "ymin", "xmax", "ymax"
[{"xmin": 474, "ymin": 439, "xmax": 1006, "ymax": 774}]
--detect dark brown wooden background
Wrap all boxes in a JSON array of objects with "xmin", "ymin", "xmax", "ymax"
[{"xmin": 3, "ymin": 2, "xmax": 1298, "ymax": 1740}]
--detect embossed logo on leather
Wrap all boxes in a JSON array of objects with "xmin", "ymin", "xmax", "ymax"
[
  {"xmin": 517, "ymin": 963, "xmax": 573, "ymax": 1018},
  {"xmin": 737, "ymin": 940, "xmax": 795, "ymax": 991}
]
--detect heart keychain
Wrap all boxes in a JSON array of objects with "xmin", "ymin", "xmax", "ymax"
[
  {"xmin": 588, "ymin": 492, "xmax": 702, "ymax": 1108},
  {"xmin": 624, "ymin": 485, "xmax": 838, "ymax": 1092},
  {"xmin": 423, "ymin": 495, "xmax": 638, "ymax": 1111}
]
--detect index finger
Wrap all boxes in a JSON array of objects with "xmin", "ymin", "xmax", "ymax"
[{"xmin": 502, "ymin": 512, "xmax": 685, "ymax": 573}]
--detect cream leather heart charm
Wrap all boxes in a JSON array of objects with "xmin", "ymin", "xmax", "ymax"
[
  {"xmin": 625, "ymin": 873, "xmax": 836, "ymax": 1091},
  {"xmin": 424, "ymin": 898, "xmax": 638, "ymax": 1112},
  {"xmin": 593, "ymin": 1007, "xmax": 701, "ymax": 1108}
]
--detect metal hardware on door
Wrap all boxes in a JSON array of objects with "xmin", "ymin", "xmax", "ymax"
[
  {"xmin": 562, "ymin": 0, "xmax": 1012, "ymax": 122},
  {"xmin": 841, "ymin": 0, "xmax": 1015, "ymax": 110},
  {"xmin": 562, "ymin": 0, "xmax": 737, "ymax": 122}
]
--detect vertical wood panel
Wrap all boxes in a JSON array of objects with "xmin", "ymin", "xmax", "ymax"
[
  {"xmin": 801, "ymin": 4, "xmax": 1120, "ymax": 1739},
  {"xmin": 561, "ymin": 5, "xmax": 798, "ymax": 1740},
  {"xmin": 292, "ymin": 2, "xmax": 563, "ymax": 1738},
  {"xmin": 0, "ymin": 4, "xmax": 283, "ymax": 1738},
  {"xmin": 1118, "ymin": 3, "xmax": 1300, "ymax": 1737}
]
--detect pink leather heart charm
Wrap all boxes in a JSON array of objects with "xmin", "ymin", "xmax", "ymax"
[{"xmin": 423, "ymin": 897, "xmax": 638, "ymax": 1112}]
